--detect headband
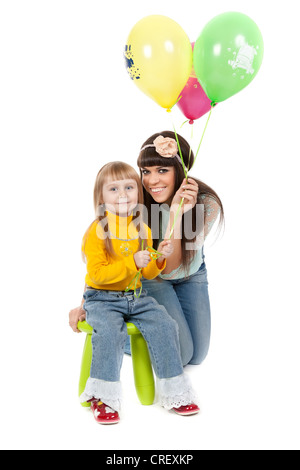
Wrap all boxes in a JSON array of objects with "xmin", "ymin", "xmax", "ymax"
[{"xmin": 140, "ymin": 135, "xmax": 188, "ymax": 172}]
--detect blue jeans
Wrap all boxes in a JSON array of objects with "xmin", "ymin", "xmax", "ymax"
[
  {"xmin": 83, "ymin": 288, "xmax": 184, "ymax": 382},
  {"xmin": 125, "ymin": 262, "xmax": 211, "ymax": 366}
]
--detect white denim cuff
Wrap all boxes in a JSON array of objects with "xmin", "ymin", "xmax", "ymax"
[
  {"xmin": 80, "ymin": 377, "xmax": 122, "ymax": 412},
  {"xmin": 156, "ymin": 373, "xmax": 198, "ymax": 410}
]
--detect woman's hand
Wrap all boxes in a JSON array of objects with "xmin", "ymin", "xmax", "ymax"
[
  {"xmin": 134, "ymin": 250, "xmax": 151, "ymax": 269},
  {"xmin": 171, "ymin": 178, "xmax": 199, "ymax": 214},
  {"xmin": 69, "ymin": 306, "xmax": 86, "ymax": 333},
  {"xmin": 157, "ymin": 240, "xmax": 174, "ymax": 260}
]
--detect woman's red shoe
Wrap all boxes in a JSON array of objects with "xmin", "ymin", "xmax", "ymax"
[
  {"xmin": 172, "ymin": 403, "xmax": 200, "ymax": 416},
  {"xmin": 90, "ymin": 399, "xmax": 120, "ymax": 425}
]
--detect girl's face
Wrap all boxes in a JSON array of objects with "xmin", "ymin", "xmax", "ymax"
[
  {"xmin": 141, "ymin": 166, "xmax": 176, "ymax": 205},
  {"xmin": 102, "ymin": 178, "xmax": 139, "ymax": 216}
]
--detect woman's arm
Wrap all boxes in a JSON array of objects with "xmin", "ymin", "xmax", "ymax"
[
  {"xmin": 202, "ymin": 196, "xmax": 221, "ymax": 240},
  {"xmin": 162, "ymin": 178, "xmax": 199, "ymax": 274},
  {"xmin": 161, "ymin": 207, "xmax": 183, "ymax": 274}
]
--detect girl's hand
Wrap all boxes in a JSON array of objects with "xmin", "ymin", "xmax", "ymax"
[
  {"xmin": 69, "ymin": 306, "xmax": 86, "ymax": 333},
  {"xmin": 134, "ymin": 250, "xmax": 151, "ymax": 269},
  {"xmin": 157, "ymin": 240, "xmax": 174, "ymax": 260},
  {"xmin": 171, "ymin": 178, "xmax": 199, "ymax": 214}
]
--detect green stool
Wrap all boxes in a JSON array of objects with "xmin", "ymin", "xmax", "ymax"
[{"xmin": 77, "ymin": 321, "xmax": 155, "ymax": 407}]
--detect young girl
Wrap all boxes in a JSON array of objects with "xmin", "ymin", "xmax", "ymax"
[{"xmin": 78, "ymin": 162, "xmax": 199, "ymax": 424}]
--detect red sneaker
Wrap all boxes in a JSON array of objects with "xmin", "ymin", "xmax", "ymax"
[
  {"xmin": 172, "ymin": 403, "xmax": 200, "ymax": 416},
  {"xmin": 90, "ymin": 399, "xmax": 120, "ymax": 425}
]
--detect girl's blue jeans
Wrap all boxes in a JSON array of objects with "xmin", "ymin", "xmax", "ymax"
[
  {"xmin": 125, "ymin": 262, "xmax": 211, "ymax": 366},
  {"xmin": 83, "ymin": 288, "xmax": 184, "ymax": 383}
]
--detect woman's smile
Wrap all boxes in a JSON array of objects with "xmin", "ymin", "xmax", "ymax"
[
  {"xmin": 150, "ymin": 187, "xmax": 167, "ymax": 194},
  {"xmin": 142, "ymin": 166, "xmax": 175, "ymax": 204}
]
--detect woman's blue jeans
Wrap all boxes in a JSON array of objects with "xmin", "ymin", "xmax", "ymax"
[
  {"xmin": 125, "ymin": 262, "xmax": 211, "ymax": 366},
  {"xmin": 83, "ymin": 288, "xmax": 184, "ymax": 382}
]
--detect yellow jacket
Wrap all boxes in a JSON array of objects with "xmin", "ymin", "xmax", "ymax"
[{"xmin": 82, "ymin": 212, "xmax": 166, "ymax": 291}]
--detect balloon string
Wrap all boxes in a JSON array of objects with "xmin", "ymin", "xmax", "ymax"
[
  {"xmin": 125, "ymin": 241, "xmax": 163, "ymax": 298},
  {"xmin": 180, "ymin": 119, "xmax": 189, "ymax": 128},
  {"xmin": 168, "ymin": 110, "xmax": 190, "ymax": 240},
  {"xmin": 179, "ymin": 120, "xmax": 194, "ymax": 171},
  {"xmin": 172, "ymin": 119, "xmax": 188, "ymax": 181},
  {"xmin": 190, "ymin": 104, "xmax": 214, "ymax": 171},
  {"xmin": 188, "ymin": 121, "xmax": 194, "ymax": 171},
  {"xmin": 168, "ymin": 105, "xmax": 214, "ymax": 240},
  {"xmin": 167, "ymin": 95, "xmax": 183, "ymax": 113}
]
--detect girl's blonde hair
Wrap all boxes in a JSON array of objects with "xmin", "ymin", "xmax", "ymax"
[{"xmin": 83, "ymin": 162, "xmax": 147, "ymax": 260}]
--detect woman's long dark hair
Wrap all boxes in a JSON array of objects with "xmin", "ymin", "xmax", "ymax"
[{"xmin": 137, "ymin": 131, "xmax": 224, "ymax": 275}]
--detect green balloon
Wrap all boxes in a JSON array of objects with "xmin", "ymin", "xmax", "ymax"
[{"xmin": 193, "ymin": 12, "xmax": 264, "ymax": 103}]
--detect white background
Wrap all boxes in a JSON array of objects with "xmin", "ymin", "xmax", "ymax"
[{"xmin": 1, "ymin": 0, "xmax": 299, "ymax": 451}]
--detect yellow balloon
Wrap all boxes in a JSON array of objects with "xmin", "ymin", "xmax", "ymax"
[{"xmin": 125, "ymin": 15, "xmax": 192, "ymax": 110}]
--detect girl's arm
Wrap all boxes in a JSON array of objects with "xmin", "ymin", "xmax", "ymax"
[
  {"xmin": 69, "ymin": 285, "xmax": 86, "ymax": 333},
  {"xmin": 85, "ymin": 223, "xmax": 139, "ymax": 286},
  {"xmin": 141, "ymin": 227, "xmax": 168, "ymax": 279}
]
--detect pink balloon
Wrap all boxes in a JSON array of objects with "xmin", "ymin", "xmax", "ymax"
[{"xmin": 177, "ymin": 43, "xmax": 213, "ymax": 124}]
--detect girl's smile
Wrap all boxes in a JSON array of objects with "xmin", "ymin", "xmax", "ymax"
[
  {"xmin": 102, "ymin": 178, "xmax": 138, "ymax": 216},
  {"xmin": 141, "ymin": 166, "xmax": 176, "ymax": 204}
]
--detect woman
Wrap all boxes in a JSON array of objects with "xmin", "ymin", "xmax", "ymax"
[
  {"xmin": 69, "ymin": 130, "xmax": 224, "ymax": 367},
  {"xmin": 135, "ymin": 131, "xmax": 224, "ymax": 366}
]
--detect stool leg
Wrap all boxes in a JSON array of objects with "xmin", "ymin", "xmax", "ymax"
[
  {"xmin": 130, "ymin": 334, "xmax": 155, "ymax": 405},
  {"xmin": 78, "ymin": 334, "xmax": 92, "ymax": 408}
]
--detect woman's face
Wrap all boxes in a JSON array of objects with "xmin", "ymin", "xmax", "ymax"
[{"xmin": 141, "ymin": 166, "xmax": 176, "ymax": 204}]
